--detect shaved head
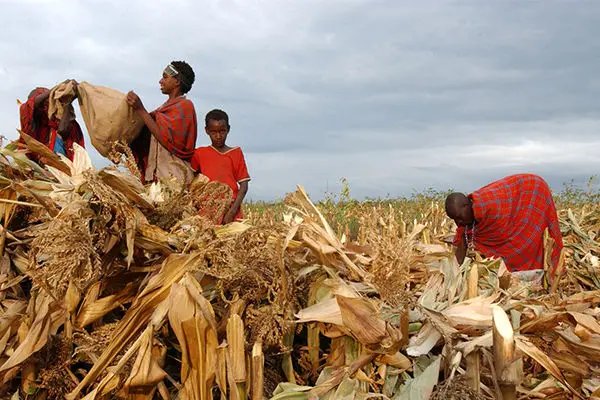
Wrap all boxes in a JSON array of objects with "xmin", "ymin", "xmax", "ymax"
[
  {"xmin": 445, "ymin": 192, "xmax": 468, "ymax": 213},
  {"xmin": 445, "ymin": 192, "xmax": 474, "ymax": 226}
]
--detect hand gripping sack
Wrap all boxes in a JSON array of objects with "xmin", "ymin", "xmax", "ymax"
[{"xmin": 76, "ymin": 82, "xmax": 144, "ymax": 157}]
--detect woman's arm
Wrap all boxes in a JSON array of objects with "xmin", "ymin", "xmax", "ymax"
[{"xmin": 34, "ymin": 91, "xmax": 51, "ymax": 109}]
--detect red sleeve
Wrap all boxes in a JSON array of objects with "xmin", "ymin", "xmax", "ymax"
[
  {"xmin": 453, "ymin": 226, "xmax": 464, "ymax": 246},
  {"xmin": 234, "ymin": 148, "xmax": 250, "ymax": 183},
  {"xmin": 191, "ymin": 149, "xmax": 201, "ymax": 172}
]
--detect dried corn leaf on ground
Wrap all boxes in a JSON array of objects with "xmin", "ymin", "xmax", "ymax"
[{"xmin": 0, "ymin": 138, "xmax": 598, "ymax": 399}]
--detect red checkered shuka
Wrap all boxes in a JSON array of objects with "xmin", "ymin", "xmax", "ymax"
[
  {"xmin": 130, "ymin": 97, "xmax": 197, "ymax": 179},
  {"xmin": 151, "ymin": 97, "xmax": 197, "ymax": 160},
  {"xmin": 19, "ymin": 89, "xmax": 84, "ymax": 161},
  {"xmin": 454, "ymin": 174, "xmax": 563, "ymax": 274}
]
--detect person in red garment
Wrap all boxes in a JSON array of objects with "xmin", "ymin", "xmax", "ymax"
[
  {"xmin": 19, "ymin": 82, "xmax": 85, "ymax": 161},
  {"xmin": 445, "ymin": 174, "xmax": 563, "ymax": 281},
  {"xmin": 127, "ymin": 61, "xmax": 197, "ymax": 183},
  {"xmin": 191, "ymin": 109, "xmax": 250, "ymax": 224}
]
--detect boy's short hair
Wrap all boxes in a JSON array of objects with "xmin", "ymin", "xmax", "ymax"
[{"xmin": 205, "ymin": 109, "xmax": 229, "ymax": 127}]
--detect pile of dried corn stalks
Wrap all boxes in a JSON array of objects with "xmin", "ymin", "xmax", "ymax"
[{"xmin": 0, "ymin": 135, "xmax": 599, "ymax": 399}]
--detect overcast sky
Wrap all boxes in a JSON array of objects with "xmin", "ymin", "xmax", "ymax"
[{"xmin": 1, "ymin": 0, "xmax": 599, "ymax": 201}]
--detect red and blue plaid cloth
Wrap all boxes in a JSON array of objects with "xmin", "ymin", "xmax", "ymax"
[{"xmin": 454, "ymin": 174, "xmax": 563, "ymax": 273}]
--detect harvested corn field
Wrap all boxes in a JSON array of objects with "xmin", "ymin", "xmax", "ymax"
[{"xmin": 0, "ymin": 136, "xmax": 599, "ymax": 399}]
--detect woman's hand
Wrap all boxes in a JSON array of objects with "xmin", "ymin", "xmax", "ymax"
[{"xmin": 126, "ymin": 91, "xmax": 144, "ymax": 111}]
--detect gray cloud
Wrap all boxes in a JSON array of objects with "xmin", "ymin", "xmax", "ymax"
[{"xmin": 1, "ymin": 1, "xmax": 599, "ymax": 200}]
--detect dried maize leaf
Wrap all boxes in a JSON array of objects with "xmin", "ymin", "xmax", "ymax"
[
  {"xmin": 441, "ymin": 293, "xmax": 498, "ymax": 328},
  {"xmin": 0, "ymin": 295, "xmax": 66, "ymax": 373},
  {"xmin": 270, "ymin": 383, "xmax": 312, "ymax": 400},
  {"xmin": 547, "ymin": 349, "xmax": 590, "ymax": 376},
  {"xmin": 454, "ymin": 330, "xmax": 493, "ymax": 356},
  {"xmin": 0, "ymin": 189, "xmax": 17, "ymax": 226},
  {"xmin": 76, "ymin": 282, "xmax": 137, "ymax": 328},
  {"xmin": 569, "ymin": 311, "xmax": 600, "ymax": 334},
  {"xmin": 169, "ymin": 274, "xmax": 218, "ymax": 400},
  {"xmin": 322, "ymin": 278, "xmax": 361, "ymax": 298},
  {"xmin": 562, "ymin": 290, "xmax": 600, "ymax": 306},
  {"xmin": 216, "ymin": 344, "xmax": 228, "ymax": 398},
  {"xmin": 397, "ymin": 356, "xmax": 441, "ymax": 400},
  {"xmin": 80, "ymin": 373, "xmax": 121, "ymax": 400},
  {"xmin": 515, "ymin": 336, "xmax": 583, "ymax": 398},
  {"xmin": 311, "ymin": 353, "xmax": 376, "ymax": 397},
  {"xmin": 65, "ymin": 280, "xmax": 81, "ymax": 314},
  {"xmin": 122, "ymin": 325, "xmax": 167, "ymax": 397},
  {"xmin": 574, "ymin": 324, "xmax": 593, "ymax": 341},
  {"xmin": 215, "ymin": 221, "xmax": 251, "ymax": 237},
  {"xmin": 377, "ymin": 352, "xmax": 411, "ymax": 371},
  {"xmin": 124, "ymin": 207, "xmax": 136, "ymax": 266},
  {"xmin": 520, "ymin": 312, "xmax": 569, "ymax": 333},
  {"xmin": 134, "ymin": 235, "xmax": 174, "ymax": 254},
  {"xmin": 326, "ymin": 337, "xmax": 346, "ymax": 367},
  {"xmin": 557, "ymin": 328, "xmax": 600, "ymax": 362},
  {"xmin": 382, "ymin": 366, "xmax": 401, "ymax": 397},
  {"xmin": 0, "ymin": 329, "xmax": 11, "ymax": 356},
  {"xmin": 0, "ymin": 144, "xmax": 48, "ymax": 177},
  {"xmin": 134, "ymin": 209, "xmax": 182, "ymax": 250},
  {"xmin": 292, "ymin": 185, "xmax": 337, "ymax": 242},
  {"xmin": 296, "ymin": 298, "xmax": 343, "ymax": 326},
  {"xmin": 18, "ymin": 131, "xmax": 71, "ymax": 176},
  {"xmin": 80, "ymin": 326, "xmax": 150, "ymax": 400},
  {"xmin": 336, "ymin": 296, "xmax": 386, "ymax": 346},
  {"xmin": 68, "ymin": 253, "xmax": 204, "ymax": 398},
  {"xmin": 319, "ymin": 322, "xmax": 350, "ymax": 339},
  {"xmin": 0, "ymin": 300, "xmax": 27, "ymax": 339},
  {"xmin": 406, "ymin": 322, "xmax": 442, "ymax": 357},
  {"xmin": 99, "ymin": 168, "xmax": 153, "ymax": 210},
  {"xmin": 330, "ymin": 377, "xmax": 359, "ymax": 400},
  {"xmin": 167, "ymin": 282, "xmax": 195, "ymax": 374}
]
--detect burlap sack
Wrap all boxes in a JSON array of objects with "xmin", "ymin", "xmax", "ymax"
[
  {"xmin": 48, "ymin": 80, "xmax": 77, "ymax": 122},
  {"xmin": 76, "ymin": 82, "xmax": 144, "ymax": 157}
]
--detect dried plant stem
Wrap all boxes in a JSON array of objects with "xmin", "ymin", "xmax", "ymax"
[
  {"xmin": 492, "ymin": 306, "xmax": 518, "ymax": 400},
  {"xmin": 466, "ymin": 264, "xmax": 481, "ymax": 394},
  {"xmin": 251, "ymin": 341, "xmax": 264, "ymax": 400}
]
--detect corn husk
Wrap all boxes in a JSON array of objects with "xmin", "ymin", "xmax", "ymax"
[{"xmin": 0, "ymin": 141, "xmax": 599, "ymax": 399}]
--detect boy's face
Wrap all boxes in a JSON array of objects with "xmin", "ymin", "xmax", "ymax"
[{"xmin": 205, "ymin": 119, "xmax": 230, "ymax": 148}]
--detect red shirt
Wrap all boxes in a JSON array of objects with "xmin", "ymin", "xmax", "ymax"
[
  {"xmin": 191, "ymin": 146, "xmax": 250, "ymax": 221},
  {"xmin": 191, "ymin": 146, "xmax": 250, "ymax": 198}
]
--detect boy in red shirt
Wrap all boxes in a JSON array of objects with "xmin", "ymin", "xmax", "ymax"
[{"xmin": 191, "ymin": 109, "xmax": 250, "ymax": 223}]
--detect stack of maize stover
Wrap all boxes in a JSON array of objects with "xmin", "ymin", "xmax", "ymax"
[{"xmin": 0, "ymin": 134, "xmax": 598, "ymax": 399}]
